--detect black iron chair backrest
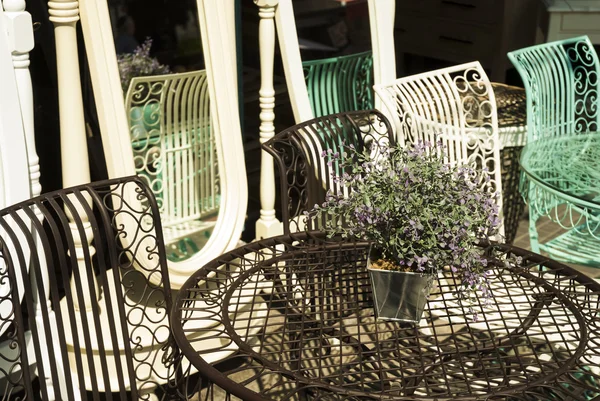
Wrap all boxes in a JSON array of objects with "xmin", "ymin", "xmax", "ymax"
[
  {"xmin": 0, "ymin": 176, "xmax": 184, "ymax": 400},
  {"xmin": 263, "ymin": 110, "xmax": 394, "ymax": 234}
]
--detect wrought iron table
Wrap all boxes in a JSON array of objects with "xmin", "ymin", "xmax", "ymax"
[
  {"xmin": 494, "ymin": 82, "xmax": 527, "ymax": 244},
  {"xmin": 171, "ymin": 231, "xmax": 600, "ymax": 400},
  {"xmin": 519, "ymin": 132, "xmax": 600, "ymax": 265}
]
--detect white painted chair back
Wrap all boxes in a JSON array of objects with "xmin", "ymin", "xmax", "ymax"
[
  {"xmin": 273, "ymin": 0, "xmax": 397, "ymax": 124},
  {"xmin": 125, "ymin": 70, "xmax": 219, "ymax": 244},
  {"xmin": 374, "ymin": 62, "xmax": 505, "ymax": 238}
]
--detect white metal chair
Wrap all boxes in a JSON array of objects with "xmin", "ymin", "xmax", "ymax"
[
  {"xmin": 82, "ymin": 0, "xmax": 247, "ymax": 288},
  {"xmin": 125, "ymin": 70, "xmax": 219, "ymax": 248},
  {"xmin": 248, "ymin": 0, "xmax": 397, "ymax": 239},
  {"xmin": 374, "ymin": 61, "xmax": 505, "ymax": 238},
  {"xmin": 79, "ymin": 2, "xmax": 256, "ymax": 387}
]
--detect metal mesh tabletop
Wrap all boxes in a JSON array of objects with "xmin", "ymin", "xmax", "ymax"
[
  {"xmin": 172, "ymin": 232, "xmax": 600, "ymax": 400},
  {"xmin": 493, "ymin": 82, "xmax": 527, "ymax": 131}
]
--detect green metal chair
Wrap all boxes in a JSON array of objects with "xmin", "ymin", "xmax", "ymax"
[
  {"xmin": 508, "ymin": 36, "xmax": 600, "ymax": 266},
  {"xmin": 303, "ymin": 50, "xmax": 374, "ymax": 117}
]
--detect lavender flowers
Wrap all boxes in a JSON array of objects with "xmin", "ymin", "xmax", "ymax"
[
  {"xmin": 117, "ymin": 38, "xmax": 171, "ymax": 94},
  {"xmin": 309, "ymin": 139, "xmax": 501, "ymax": 306}
]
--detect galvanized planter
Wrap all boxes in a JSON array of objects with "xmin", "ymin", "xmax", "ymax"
[{"xmin": 367, "ymin": 264, "xmax": 433, "ymax": 323}]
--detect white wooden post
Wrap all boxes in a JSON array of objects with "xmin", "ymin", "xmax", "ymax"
[
  {"xmin": 0, "ymin": 0, "xmax": 31, "ymax": 333},
  {"xmin": 254, "ymin": 0, "xmax": 282, "ymax": 239},
  {"xmin": 48, "ymin": 0, "xmax": 97, "ymax": 311},
  {"xmin": 368, "ymin": 0, "xmax": 396, "ymax": 109},
  {"xmin": 2, "ymin": 0, "xmax": 39, "ymax": 198},
  {"xmin": 274, "ymin": 0, "xmax": 312, "ymax": 123},
  {"xmin": 3, "ymin": 1, "xmax": 70, "ymax": 398},
  {"xmin": 81, "ymin": 0, "xmax": 248, "ymax": 288},
  {"xmin": 0, "ymin": 6, "xmax": 29, "ymax": 210}
]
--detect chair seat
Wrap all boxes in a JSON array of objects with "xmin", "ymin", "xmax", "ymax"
[{"xmin": 540, "ymin": 227, "xmax": 600, "ymax": 268}]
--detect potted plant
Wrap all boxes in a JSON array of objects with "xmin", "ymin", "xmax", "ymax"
[{"xmin": 308, "ymin": 139, "xmax": 501, "ymax": 323}]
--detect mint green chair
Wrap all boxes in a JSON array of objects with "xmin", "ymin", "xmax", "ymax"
[
  {"xmin": 508, "ymin": 36, "xmax": 600, "ymax": 141},
  {"xmin": 508, "ymin": 36, "xmax": 600, "ymax": 266},
  {"xmin": 303, "ymin": 50, "xmax": 374, "ymax": 117}
]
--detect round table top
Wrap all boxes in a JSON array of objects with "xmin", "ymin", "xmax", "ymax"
[
  {"xmin": 520, "ymin": 132, "xmax": 600, "ymax": 208},
  {"xmin": 172, "ymin": 232, "xmax": 600, "ymax": 401}
]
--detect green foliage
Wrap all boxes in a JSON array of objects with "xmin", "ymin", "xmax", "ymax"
[{"xmin": 309, "ymin": 139, "xmax": 502, "ymax": 306}]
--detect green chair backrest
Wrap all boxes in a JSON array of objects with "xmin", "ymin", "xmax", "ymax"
[
  {"xmin": 508, "ymin": 36, "xmax": 600, "ymax": 141},
  {"xmin": 303, "ymin": 50, "xmax": 374, "ymax": 117},
  {"xmin": 124, "ymin": 70, "xmax": 220, "ymax": 235}
]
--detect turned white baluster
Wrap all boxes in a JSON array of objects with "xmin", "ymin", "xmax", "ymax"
[
  {"xmin": 48, "ymin": 0, "xmax": 97, "ymax": 311},
  {"xmin": 254, "ymin": 0, "xmax": 282, "ymax": 240},
  {"xmin": 2, "ymin": 1, "xmax": 38, "ymax": 196},
  {"xmin": 368, "ymin": 0, "xmax": 396, "ymax": 110}
]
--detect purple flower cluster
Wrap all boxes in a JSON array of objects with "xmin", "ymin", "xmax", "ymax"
[
  {"xmin": 117, "ymin": 38, "xmax": 171, "ymax": 94},
  {"xmin": 308, "ymin": 138, "xmax": 502, "ymax": 306}
]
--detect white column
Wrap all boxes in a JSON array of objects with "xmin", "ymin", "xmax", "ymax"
[
  {"xmin": 48, "ymin": 0, "xmax": 97, "ymax": 310},
  {"xmin": 3, "ymin": 2, "xmax": 70, "ymax": 398},
  {"xmin": 274, "ymin": 0, "xmax": 312, "ymax": 123},
  {"xmin": 254, "ymin": 0, "xmax": 282, "ymax": 240},
  {"xmin": 368, "ymin": 0, "xmax": 397, "ymax": 109}
]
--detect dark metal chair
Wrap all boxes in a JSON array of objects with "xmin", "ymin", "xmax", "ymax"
[
  {"xmin": 262, "ymin": 110, "xmax": 394, "ymax": 234},
  {"xmin": 0, "ymin": 176, "xmax": 195, "ymax": 400}
]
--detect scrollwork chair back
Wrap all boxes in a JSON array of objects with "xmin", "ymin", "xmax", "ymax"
[
  {"xmin": 125, "ymin": 70, "xmax": 219, "ymax": 245},
  {"xmin": 374, "ymin": 62, "xmax": 504, "ymax": 238},
  {"xmin": 508, "ymin": 35, "xmax": 600, "ymax": 141},
  {"xmin": 0, "ymin": 176, "xmax": 188, "ymax": 400},
  {"xmin": 262, "ymin": 110, "xmax": 394, "ymax": 234}
]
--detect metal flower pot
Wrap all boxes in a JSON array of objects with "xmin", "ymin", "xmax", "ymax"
[{"xmin": 368, "ymin": 265, "xmax": 432, "ymax": 323}]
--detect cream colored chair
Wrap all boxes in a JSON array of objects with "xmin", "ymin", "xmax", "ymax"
[{"xmin": 374, "ymin": 61, "xmax": 504, "ymax": 238}]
